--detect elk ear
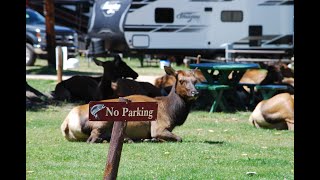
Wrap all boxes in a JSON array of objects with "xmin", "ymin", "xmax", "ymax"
[
  {"xmin": 164, "ymin": 66, "xmax": 176, "ymax": 76},
  {"xmin": 93, "ymin": 58, "xmax": 103, "ymax": 66},
  {"xmin": 191, "ymin": 67, "xmax": 198, "ymax": 74},
  {"xmin": 113, "ymin": 54, "xmax": 123, "ymax": 66}
]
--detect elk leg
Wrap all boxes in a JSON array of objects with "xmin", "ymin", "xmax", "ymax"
[
  {"xmin": 154, "ymin": 129, "xmax": 182, "ymax": 142},
  {"xmin": 251, "ymin": 119, "xmax": 261, "ymax": 129},
  {"xmin": 123, "ymin": 132, "xmax": 134, "ymax": 143},
  {"xmin": 286, "ymin": 118, "xmax": 294, "ymax": 130},
  {"xmin": 87, "ymin": 129, "xmax": 106, "ymax": 143}
]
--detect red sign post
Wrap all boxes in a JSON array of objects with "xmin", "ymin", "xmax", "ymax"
[{"xmin": 89, "ymin": 97, "xmax": 158, "ymax": 180}]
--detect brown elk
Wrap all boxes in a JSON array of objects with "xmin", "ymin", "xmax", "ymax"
[
  {"xmin": 61, "ymin": 66, "xmax": 199, "ymax": 143},
  {"xmin": 238, "ymin": 62, "xmax": 294, "ymax": 105},
  {"xmin": 154, "ymin": 68, "xmax": 207, "ymax": 95},
  {"xmin": 240, "ymin": 62, "xmax": 294, "ymax": 87},
  {"xmin": 249, "ymin": 93, "xmax": 294, "ymax": 130},
  {"xmin": 52, "ymin": 55, "xmax": 139, "ymax": 103}
]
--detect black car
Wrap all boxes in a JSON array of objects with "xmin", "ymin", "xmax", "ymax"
[{"xmin": 26, "ymin": 8, "xmax": 79, "ymax": 66}]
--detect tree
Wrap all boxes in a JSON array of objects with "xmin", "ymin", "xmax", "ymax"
[{"xmin": 44, "ymin": 0, "xmax": 56, "ymax": 67}]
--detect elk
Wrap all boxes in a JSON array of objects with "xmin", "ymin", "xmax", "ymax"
[
  {"xmin": 93, "ymin": 56, "xmax": 162, "ymax": 99},
  {"xmin": 240, "ymin": 62, "xmax": 294, "ymax": 87},
  {"xmin": 61, "ymin": 66, "xmax": 199, "ymax": 143},
  {"xmin": 249, "ymin": 93, "xmax": 294, "ymax": 130},
  {"xmin": 238, "ymin": 62, "xmax": 294, "ymax": 106},
  {"xmin": 53, "ymin": 55, "xmax": 163, "ymax": 103},
  {"xmin": 154, "ymin": 68, "xmax": 207, "ymax": 95},
  {"xmin": 52, "ymin": 55, "xmax": 139, "ymax": 103},
  {"xmin": 53, "ymin": 75, "xmax": 101, "ymax": 103}
]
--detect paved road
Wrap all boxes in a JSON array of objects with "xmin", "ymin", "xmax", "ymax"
[{"xmin": 26, "ymin": 74, "xmax": 158, "ymax": 85}]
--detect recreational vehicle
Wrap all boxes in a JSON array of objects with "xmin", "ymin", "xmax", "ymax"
[{"xmin": 87, "ymin": 0, "xmax": 294, "ymax": 61}]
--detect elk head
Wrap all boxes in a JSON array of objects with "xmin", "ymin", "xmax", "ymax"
[
  {"xmin": 93, "ymin": 55, "xmax": 139, "ymax": 80},
  {"xmin": 164, "ymin": 66, "xmax": 199, "ymax": 101}
]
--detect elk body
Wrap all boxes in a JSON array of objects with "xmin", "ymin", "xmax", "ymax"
[
  {"xmin": 61, "ymin": 66, "xmax": 199, "ymax": 143},
  {"xmin": 53, "ymin": 75, "xmax": 101, "ymax": 103},
  {"xmin": 249, "ymin": 93, "xmax": 294, "ymax": 130},
  {"xmin": 240, "ymin": 62, "xmax": 294, "ymax": 88},
  {"xmin": 112, "ymin": 79, "xmax": 163, "ymax": 98}
]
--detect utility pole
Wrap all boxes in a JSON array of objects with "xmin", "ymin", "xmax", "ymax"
[{"xmin": 44, "ymin": 0, "xmax": 56, "ymax": 67}]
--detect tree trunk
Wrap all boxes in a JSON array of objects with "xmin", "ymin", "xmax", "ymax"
[{"xmin": 44, "ymin": 0, "xmax": 56, "ymax": 68}]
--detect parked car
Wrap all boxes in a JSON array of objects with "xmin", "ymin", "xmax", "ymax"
[{"xmin": 26, "ymin": 8, "xmax": 79, "ymax": 66}]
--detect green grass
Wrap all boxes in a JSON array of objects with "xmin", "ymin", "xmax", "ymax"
[
  {"xmin": 26, "ymin": 83, "xmax": 294, "ymax": 179},
  {"xmin": 27, "ymin": 79, "xmax": 57, "ymax": 94}
]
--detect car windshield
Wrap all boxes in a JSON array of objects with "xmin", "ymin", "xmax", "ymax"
[{"xmin": 26, "ymin": 9, "xmax": 45, "ymax": 25}]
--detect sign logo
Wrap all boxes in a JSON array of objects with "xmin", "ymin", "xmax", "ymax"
[
  {"xmin": 101, "ymin": 1, "xmax": 121, "ymax": 17},
  {"xmin": 176, "ymin": 12, "xmax": 200, "ymax": 22},
  {"xmin": 90, "ymin": 104, "xmax": 106, "ymax": 120}
]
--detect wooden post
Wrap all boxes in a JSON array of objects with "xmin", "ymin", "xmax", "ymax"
[
  {"xmin": 103, "ymin": 97, "xmax": 130, "ymax": 180},
  {"xmin": 89, "ymin": 99, "xmax": 157, "ymax": 180},
  {"xmin": 44, "ymin": 0, "xmax": 56, "ymax": 67},
  {"xmin": 56, "ymin": 46, "xmax": 63, "ymax": 83}
]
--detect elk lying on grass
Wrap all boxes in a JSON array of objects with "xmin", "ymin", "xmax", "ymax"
[
  {"xmin": 53, "ymin": 55, "xmax": 162, "ymax": 103},
  {"xmin": 61, "ymin": 66, "xmax": 199, "ymax": 143},
  {"xmin": 52, "ymin": 55, "xmax": 139, "ymax": 103},
  {"xmin": 53, "ymin": 75, "xmax": 101, "ymax": 103},
  {"xmin": 249, "ymin": 93, "xmax": 294, "ymax": 130},
  {"xmin": 238, "ymin": 62, "xmax": 294, "ymax": 106}
]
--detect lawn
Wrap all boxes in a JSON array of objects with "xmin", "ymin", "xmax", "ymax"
[
  {"xmin": 26, "ymin": 57, "xmax": 294, "ymax": 180},
  {"xmin": 26, "ymin": 102, "xmax": 294, "ymax": 180}
]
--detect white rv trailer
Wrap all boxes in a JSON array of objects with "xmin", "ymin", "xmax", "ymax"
[{"xmin": 88, "ymin": 0, "xmax": 294, "ymax": 60}]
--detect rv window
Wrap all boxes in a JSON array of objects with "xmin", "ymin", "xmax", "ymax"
[
  {"xmin": 221, "ymin": 11, "xmax": 243, "ymax": 22},
  {"xmin": 155, "ymin": 8, "xmax": 174, "ymax": 23},
  {"xmin": 204, "ymin": 7, "xmax": 213, "ymax": 12}
]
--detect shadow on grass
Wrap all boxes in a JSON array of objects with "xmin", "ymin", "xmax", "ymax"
[
  {"xmin": 26, "ymin": 102, "xmax": 49, "ymax": 112},
  {"xmin": 59, "ymin": 137, "xmax": 226, "ymax": 144},
  {"xmin": 101, "ymin": 139, "xmax": 226, "ymax": 145},
  {"xmin": 203, "ymin": 140, "xmax": 224, "ymax": 145},
  {"xmin": 26, "ymin": 66, "xmax": 102, "ymax": 76},
  {"xmin": 26, "ymin": 100, "xmax": 83, "ymax": 112},
  {"xmin": 25, "ymin": 100, "xmax": 61, "ymax": 112}
]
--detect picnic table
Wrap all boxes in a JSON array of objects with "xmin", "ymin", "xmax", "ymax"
[{"xmin": 189, "ymin": 62, "xmax": 260, "ymax": 112}]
